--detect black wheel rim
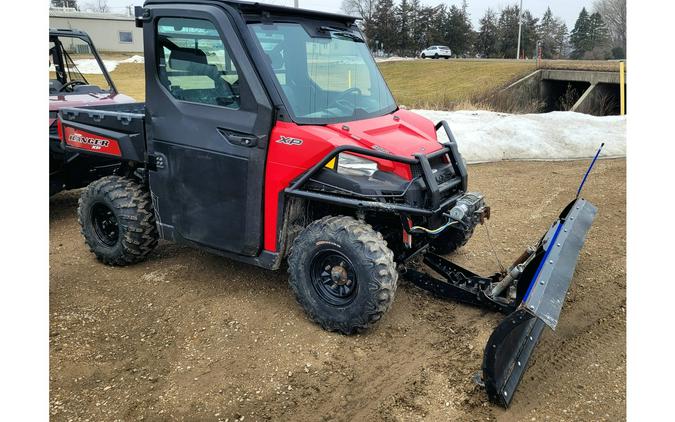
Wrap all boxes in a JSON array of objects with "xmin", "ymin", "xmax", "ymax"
[
  {"xmin": 310, "ymin": 249, "xmax": 358, "ymax": 306},
  {"xmin": 91, "ymin": 202, "xmax": 119, "ymax": 247}
]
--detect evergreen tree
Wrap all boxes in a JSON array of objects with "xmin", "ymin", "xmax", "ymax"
[
  {"xmin": 409, "ymin": 0, "xmax": 426, "ymax": 52},
  {"xmin": 519, "ymin": 10, "xmax": 539, "ymax": 59},
  {"xmin": 537, "ymin": 7, "xmax": 558, "ymax": 59},
  {"xmin": 570, "ymin": 7, "xmax": 591, "ymax": 58},
  {"xmin": 446, "ymin": 1, "xmax": 473, "ymax": 56},
  {"xmin": 588, "ymin": 12, "xmax": 609, "ymax": 50},
  {"xmin": 496, "ymin": 5, "xmax": 520, "ymax": 58},
  {"xmin": 370, "ymin": 0, "xmax": 398, "ymax": 54},
  {"xmin": 395, "ymin": 0, "xmax": 413, "ymax": 56},
  {"xmin": 555, "ymin": 22, "xmax": 569, "ymax": 58},
  {"xmin": 415, "ymin": 6, "xmax": 437, "ymax": 50},
  {"xmin": 429, "ymin": 5, "xmax": 448, "ymax": 47},
  {"xmin": 477, "ymin": 8, "xmax": 498, "ymax": 58}
]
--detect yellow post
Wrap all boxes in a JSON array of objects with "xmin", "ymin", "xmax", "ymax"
[{"xmin": 620, "ymin": 61, "xmax": 625, "ymax": 115}]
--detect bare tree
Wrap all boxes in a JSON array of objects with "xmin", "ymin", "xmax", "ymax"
[
  {"xmin": 341, "ymin": 0, "xmax": 378, "ymax": 22},
  {"xmin": 51, "ymin": 0, "xmax": 79, "ymax": 10},
  {"xmin": 84, "ymin": 0, "xmax": 110, "ymax": 13},
  {"xmin": 593, "ymin": 0, "xmax": 626, "ymax": 49},
  {"xmin": 341, "ymin": 0, "xmax": 379, "ymax": 49}
]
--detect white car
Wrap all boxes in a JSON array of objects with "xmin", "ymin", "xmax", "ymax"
[{"xmin": 420, "ymin": 45, "xmax": 452, "ymax": 59}]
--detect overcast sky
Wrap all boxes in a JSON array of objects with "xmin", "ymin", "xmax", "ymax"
[{"xmin": 102, "ymin": 0, "xmax": 595, "ymax": 28}]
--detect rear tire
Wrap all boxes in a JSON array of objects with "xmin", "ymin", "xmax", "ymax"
[
  {"xmin": 287, "ymin": 216, "xmax": 397, "ymax": 335},
  {"xmin": 421, "ymin": 53, "xmax": 426, "ymax": 59},
  {"xmin": 78, "ymin": 176, "xmax": 158, "ymax": 266},
  {"xmin": 434, "ymin": 53, "xmax": 439, "ymax": 59}
]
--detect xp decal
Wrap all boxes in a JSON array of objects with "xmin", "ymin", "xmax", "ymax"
[
  {"xmin": 276, "ymin": 136, "xmax": 303, "ymax": 146},
  {"xmin": 63, "ymin": 126, "xmax": 121, "ymax": 156}
]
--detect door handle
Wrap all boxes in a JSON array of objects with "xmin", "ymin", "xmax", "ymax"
[{"xmin": 217, "ymin": 128, "xmax": 257, "ymax": 148}]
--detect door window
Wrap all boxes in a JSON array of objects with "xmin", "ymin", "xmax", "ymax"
[{"xmin": 156, "ymin": 17, "xmax": 241, "ymax": 109}]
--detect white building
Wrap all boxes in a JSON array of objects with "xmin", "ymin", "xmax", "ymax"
[{"xmin": 49, "ymin": 9, "xmax": 143, "ymax": 53}]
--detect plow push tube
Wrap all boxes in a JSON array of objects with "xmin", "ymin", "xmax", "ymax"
[{"xmin": 482, "ymin": 197, "xmax": 597, "ymax": 406}]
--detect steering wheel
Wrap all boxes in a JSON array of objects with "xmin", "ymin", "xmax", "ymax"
[
  {"xmin": 59, "ymin": 80, "xmax": 87, "ymax": 92},
  {"xmin": 330, "ymin": 87, "xmax": 362, "ymax": 110}
]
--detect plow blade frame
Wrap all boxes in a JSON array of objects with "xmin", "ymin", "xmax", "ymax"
[{"xmin": 482, "ymin": 197, "xmax": 597, "ymax": 407}]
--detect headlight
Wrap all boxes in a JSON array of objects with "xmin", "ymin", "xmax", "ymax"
[{"xmin": 332, "ymin": 153, "xmax": 378, "ymax": 177}]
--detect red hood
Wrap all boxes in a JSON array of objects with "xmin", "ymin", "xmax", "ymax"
[
  {"xmin": 324, "ymin": 109, "xmax": 443, "ymax": 157},
  {"xmin": 49, "ymin": 92, "xmax": 135, "ymax": 124}
]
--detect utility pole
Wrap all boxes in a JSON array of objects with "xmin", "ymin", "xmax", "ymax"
[
  {"xmin": 294, "ymin": 0, "xmax": 299, "ymax": 7},
  {"xmin": 516, "ymin": 0, "xmax": 523, "ymax": 59}
]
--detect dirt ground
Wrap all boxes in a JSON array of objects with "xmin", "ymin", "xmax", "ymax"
[{"xmin": 49, "ymin": 159, "xmax": 626, "ymax": 421}]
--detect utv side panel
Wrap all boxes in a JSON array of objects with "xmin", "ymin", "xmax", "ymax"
[
  {"xmin": 59, "ymin": 104, "xmax": 146, "ymax": 162},
  {"xmin": 142, "ymin": 3, "xmax": 274, "ymax": 256}
]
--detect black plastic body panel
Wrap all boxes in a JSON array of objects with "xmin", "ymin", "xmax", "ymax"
[{"xmin": 58, "ymin": 103, "xmax": 147, "ymax": 163}]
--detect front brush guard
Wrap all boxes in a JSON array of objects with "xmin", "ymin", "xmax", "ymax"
[{"xmin": 403, "ymin": 197, "xmax": 597, "ymax": 407}]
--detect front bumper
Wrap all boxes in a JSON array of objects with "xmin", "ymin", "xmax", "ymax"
[{"xmin": 285, "ymin": 120, "xmax": 468, "ymax": 217}]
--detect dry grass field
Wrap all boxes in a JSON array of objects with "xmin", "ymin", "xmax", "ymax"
[
  {"xmin": 378, "ymin": 59, "xmax": 536, "ymax": 109},
  {"xmin": 96, "ymin": 58, "xmax": 536, "ymax": 107},
  {"xmin": 68, "ymin": 55, "xmax": 620, "ymax": 110}
]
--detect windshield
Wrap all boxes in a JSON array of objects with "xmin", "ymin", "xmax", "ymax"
[
  {"xmin": 249, "ymin": 23, "xmax": 397, "ymax": 124},
  {"xmin": 49, "ymin": 36, "xmax": 111, "ymax": 95}
]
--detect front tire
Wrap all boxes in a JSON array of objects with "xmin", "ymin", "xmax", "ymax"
[
  {"xmin": 78, "ymin": 176, "xmax": 159, "ymax": 266},
  {"xmin": 421, "ymin": 53, "xmax": 426, "ymax": 59},
  {"xmin": 287, "ymin": 216, "xmax": 397, "ymax": 334}
]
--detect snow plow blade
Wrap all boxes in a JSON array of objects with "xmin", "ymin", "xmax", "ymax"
[{"xmin": 482, "ymin": 197, "xmax": 597, "ymax": 407}]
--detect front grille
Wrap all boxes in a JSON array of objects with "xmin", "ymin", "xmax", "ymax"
[
  {"xmin": 435, "ymin": 167, "xmax": 455, "ymax": 185},
  {"xmin": 411, "ymin": 164, "xmax": 423, "ymax": 179},
  {"xmin": 428, "ymin": 154, "xmax": 447, "ymax": 168}
]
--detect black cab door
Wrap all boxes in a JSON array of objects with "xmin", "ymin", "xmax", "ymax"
[{"xmin": 142, "ymin": 4, "xmax": 273, "ymax": 256}]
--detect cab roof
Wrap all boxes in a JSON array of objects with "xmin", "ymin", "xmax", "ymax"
[
  {"xmin": 49, "ymin": 28, "xmax": 92, "ymax": 39},
  {"xmin": 143, "ymin": 0, "xmax": 358, "ymax": 24}
]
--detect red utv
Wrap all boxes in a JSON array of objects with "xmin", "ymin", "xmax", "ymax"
[
  {"xmin": 49, "ymin": 29, "xmax": 135, "ymax": 196},
  {"xmin": 56, "ymin": 1, "xmax": 599, "ymax": 407}
]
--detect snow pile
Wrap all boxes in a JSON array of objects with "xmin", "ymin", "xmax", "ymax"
[
  {"xmin": 49, "ymin": 55, "xmax": 144, "ymax": 75},
  {"xmin": 49, "ymin": 59, "xmax": 119, "ymax": 74},
  {"xmin": 375, "ymin": 56, "xmax": 417, "ymax": 63},
  {"xmin": 121, "ymin": 55, "xmax": 144, "ymax": 64},
  {"xmin": 412, "ymin": 110, "xmax": 626, "ymax": 163}
]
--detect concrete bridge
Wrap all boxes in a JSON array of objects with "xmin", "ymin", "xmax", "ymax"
[{"xmin": 503, "ymin": 68, "xmax": 625, "ymax": 115}]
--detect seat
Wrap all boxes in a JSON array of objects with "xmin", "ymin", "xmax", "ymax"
[
  {"xmin": 168, "ymin": 47, "xmax": 209, "ymax": 71},
  {"xmin": 49, "ymin": 79, "xmax": 63, "ymax": 94},
  {"xmin": 167, "ymin": 47, "xmax": 235, "ymax": 106},
  {"xmin": 72, "ymin": 84, "xmax": 104, "ymax": 94}
]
